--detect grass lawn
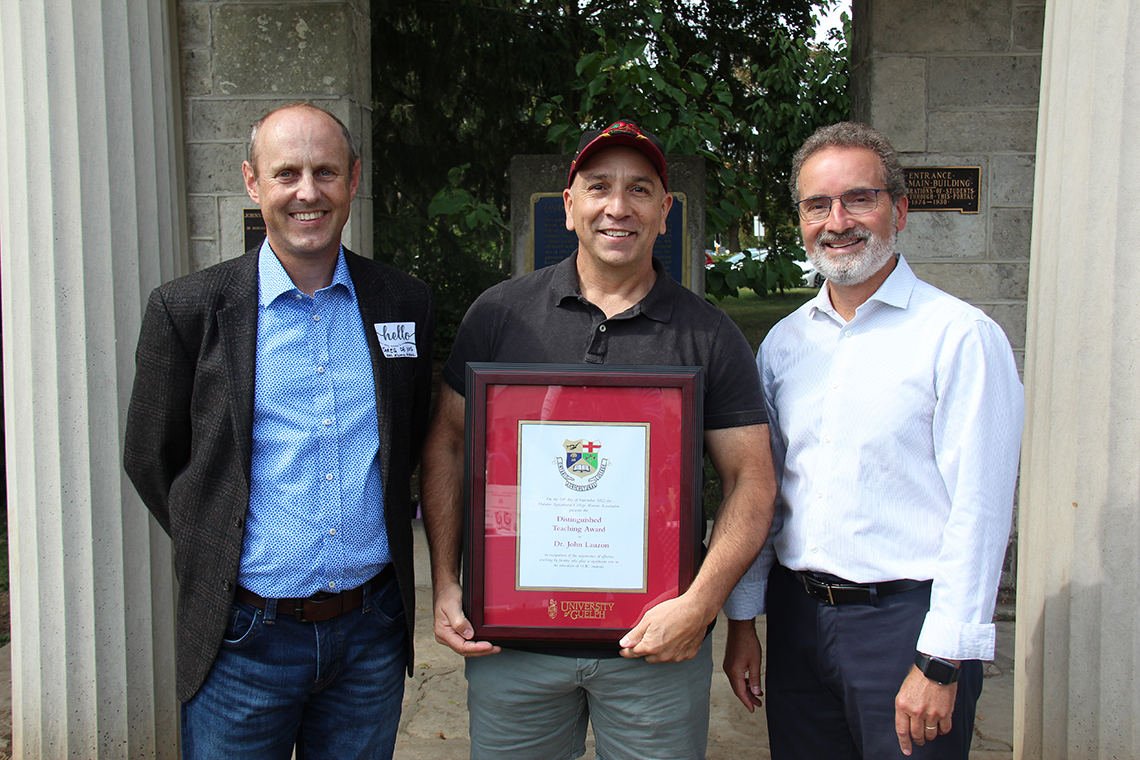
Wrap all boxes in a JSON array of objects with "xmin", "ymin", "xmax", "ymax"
[{"xmin": 712, "ymin": 287, "xmax": 817, "ymax": 353}]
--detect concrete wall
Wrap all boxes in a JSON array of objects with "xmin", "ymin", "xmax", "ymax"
[
  {"xmin": 851, "ymin": 0, "xmax": 1044, "ymax": 373},
  {"xmin": 178, "ymin": 0, "xmax": 373, "ymax": 271},
  {"xmin": 851, "ymin": 0, "xmax": 1045, "ymax": 600}
]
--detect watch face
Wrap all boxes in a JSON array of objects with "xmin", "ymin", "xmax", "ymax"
[{"xmin": 917, "ymin": 654, "xmax": 960, "ymax": 685}]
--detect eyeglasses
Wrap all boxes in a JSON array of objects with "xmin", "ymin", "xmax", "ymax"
[{"xmin": 795, "ymin": 189, "xmax": 887, "ymax": 222}]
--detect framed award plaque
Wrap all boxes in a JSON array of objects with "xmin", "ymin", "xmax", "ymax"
[{"xmin": 462, "ymin": 363, "xmax": 704, "ymax": 646}]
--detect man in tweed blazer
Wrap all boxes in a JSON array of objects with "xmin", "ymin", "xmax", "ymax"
[{"xmin": 124, "ymin": 103, "xmax": 432, "ymax": 759}]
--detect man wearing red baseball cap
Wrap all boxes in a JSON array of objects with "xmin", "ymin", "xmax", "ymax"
[{"xmin": 422, "ymin": 119, "xmax": 776, "ymax": 760}]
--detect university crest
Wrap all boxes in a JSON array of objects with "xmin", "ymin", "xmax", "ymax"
[
  {"xmin": 554, "ymin": 438, "xmax": 608, "ymax": 491},
  {"xmin": 564, "ymin": 439, "xmax": 601, "ymax": 479}
]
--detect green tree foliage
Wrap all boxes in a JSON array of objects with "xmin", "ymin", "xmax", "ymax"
[
  {"xmin": 539, "ymin": 9, "xmax": 850, "ymax": 299},
  {"xmin": 371, "ymin": 0, "xmax": 848, "ymax": 351},
  {"xmin": 372, "ymin": 0, "xmax": 581, "ymax": 352}
]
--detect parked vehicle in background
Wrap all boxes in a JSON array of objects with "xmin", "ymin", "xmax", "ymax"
[
  {"xmin": 705, "ymin": 244, "xmax": 817, "ymax": 300},
  {"xmin": 796, "ymin": 260, "xmax": 825, "ymax": 288},
  {"xmin": 725, "ymin": 247, "xmax": 767, "ymax": 269}
]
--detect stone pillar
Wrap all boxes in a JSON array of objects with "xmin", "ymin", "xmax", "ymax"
[
  {"xmin": 1014, "ymin": 0, "xmax": 1140, "ymax": 756},
  {"xmin": 179, "ymin": 0, "xmax": 373, "ymax": 270},
  {"xmin": 0, "ymin": 0, "xmax": 183, "ymax": 756}
]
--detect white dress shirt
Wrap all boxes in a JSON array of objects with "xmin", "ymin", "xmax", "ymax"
[{"xmin": 724, "ymin": 255, "xmax": 1024, "ymax": 661}]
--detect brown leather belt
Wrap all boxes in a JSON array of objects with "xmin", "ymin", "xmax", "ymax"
[
  {"xmin": 235, "ymin": 564, "xmax": 394, "ymax": 623},
  {"xmin": 788, "ymin": 567, "xmax": 930, "ymax": 606}
]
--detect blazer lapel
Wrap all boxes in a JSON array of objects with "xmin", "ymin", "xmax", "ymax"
[
  {"xmin": 217, "ymin": 253, "xmax": 260, "ymax": 482},
  {"xmin": 345, "ymin": 251, "xmax": 395, "ymax": 484}
]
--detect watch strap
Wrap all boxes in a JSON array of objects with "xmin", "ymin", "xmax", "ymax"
[{"xmin": 914, "ymin": 652, "xmax": 961, "ymax": 685}]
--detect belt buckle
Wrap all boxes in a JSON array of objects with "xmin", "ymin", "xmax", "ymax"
[
  {"xmin": 801, "ymin": 574, "xmax": 836, "ymax": 605},
  {"xmin": 293, "ymin": 600, "xmax": 308, "ymax": 623}
]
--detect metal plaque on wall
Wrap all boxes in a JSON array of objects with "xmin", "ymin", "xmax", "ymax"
[
  {"xmin": 244, "ymin": 208, "xmax": 266, "ymax": 251},
  {"xmin": 903, "ymin": 167, "xmax": 981, "ymax": 213}
]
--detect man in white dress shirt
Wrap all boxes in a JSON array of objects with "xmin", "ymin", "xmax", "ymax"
[{"xmin": 721, "ymin": 122, "xmax": 1024, "ymax": 759}]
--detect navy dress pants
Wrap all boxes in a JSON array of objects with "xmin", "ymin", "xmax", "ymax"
[{"xmin": 765, "ymin": 565, "xmax": 983, "ymax": 759}]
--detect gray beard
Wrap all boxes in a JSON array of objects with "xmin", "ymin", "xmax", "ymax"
[{"xmin": 808, "ymin": 227, "xmax": 897, "ymax": 287}]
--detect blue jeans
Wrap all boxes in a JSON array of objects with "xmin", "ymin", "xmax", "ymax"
[{"xmin": 182, "ymin": 571, "xmax": 407, "ymax": 760}]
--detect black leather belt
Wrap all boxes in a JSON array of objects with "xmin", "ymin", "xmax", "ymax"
[
  {"xmin": 788, "ymin": 567, "xmax": 930, "ymax": 606},
  {"xmin": 235, "ymin": 564, "xmax": 394, "ymax": 622}
]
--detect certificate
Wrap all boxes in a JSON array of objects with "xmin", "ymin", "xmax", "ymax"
[
  {"xmin": 516, "ymin": 421, "xmax": 648, "ymax": 592},
  {"xmin": 462, "ymin": 363, "xmax": 703, "ymax": 646}
]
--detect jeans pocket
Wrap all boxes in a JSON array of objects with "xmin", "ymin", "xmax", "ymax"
[
  {"xmin": 221, "ymin": 601, "xmax": 263, "ymax": 648},
  {"xmin": 366, "ymin": 579, "xmax": 406, "ymax": 628}
]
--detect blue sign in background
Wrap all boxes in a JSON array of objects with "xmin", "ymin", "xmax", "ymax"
[{"xmin": 530, "ymin": 194, "xmax": 687, "ymax": 284}]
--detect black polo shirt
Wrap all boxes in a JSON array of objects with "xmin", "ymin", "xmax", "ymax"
[
  {"xmin": 444, "ymin": 253, "xmax": 765, "ymax": 657},
  {"xmin": 444, "ymin": 254, "xmax": 766, "ymax": 430}
]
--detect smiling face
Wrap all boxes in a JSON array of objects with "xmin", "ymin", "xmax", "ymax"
[
  {"xmin": 242, "ymin": 105, "xmax": 360, "ymax": 268},
  {"xmin": 563, "ymin": 145, "xmax": 673, "ymax": 278},
  {"xmin": 797, "ymin": 146, "xmax": 907, "ymax": 287}
]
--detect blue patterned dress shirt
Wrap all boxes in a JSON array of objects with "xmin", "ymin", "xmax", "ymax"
[{"xmin": 238, "ymin": 241, "xmax": 388, "ymax": 598}]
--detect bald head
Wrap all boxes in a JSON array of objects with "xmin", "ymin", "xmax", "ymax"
[{"xmin": 247, "ymin": 102, "xmax": 358, "ymax": 174}]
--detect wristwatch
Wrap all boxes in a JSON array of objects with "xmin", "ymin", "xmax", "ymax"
[{"xmin": 914, "ymin": 652, "xmax": 961, "ymax": 685}]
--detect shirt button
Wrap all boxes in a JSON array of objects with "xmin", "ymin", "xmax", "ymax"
[
  {"xmin": 824, "ymin": 435, "xmax": 832, "ymax": 443},
  {"xmin": 816, "ymin": 492, "xmax": 823, "ymax": 499},
  {"xmin": 323, "ymin": 418, "xmax": 332, "ymax": 426},
  {"xmin": 222, "ymin": 580, "xmax": 232, "ymax": 591},
  {"xmin": 810, "ymin": 546, "xmax": 819, "ymax": 553},
  {"xmin": 329, "ymin": 528, "xmax": 337, "ymax": 536},
  {"xmin": 598, "ymin": 324, "xmax": 607, "ymax": 332},
  {"xmin": 326, "ymin": 473, "xmax": 334, "ymax": 481},
  {"xmin": 294, "ymin": 294, "xmax": 303, "ymax": 301},
  {"xmin": 313, "ymin": 314, "xmax": 320, "ymax": 322},
  {"xmin": 317, "ymin": 366, "xmax": 325, "ymax": 374},
  {"xmin": 328, "ymin": 581, "xmax": 337, "ymax": 589},
  {"xmin": 845, "ymin": 330, "xmax": 852, "ymax": 337}
]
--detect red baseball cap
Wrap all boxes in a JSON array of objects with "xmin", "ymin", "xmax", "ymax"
[{"xmin": 567, "ymin": 120, "xmax": 669, "ymax": 192}]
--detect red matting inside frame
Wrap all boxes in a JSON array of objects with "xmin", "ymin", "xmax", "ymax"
[{"xmin": 464, "ymin": 364, "xmax": 702, "ymax": 646}]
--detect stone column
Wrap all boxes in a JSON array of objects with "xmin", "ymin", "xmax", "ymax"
[
  {"xmin": 1015, "ymin": 0, "xmax": 1140, "ymax": 756},
  {"xmin": 0, "ymin": 0, "xmax": 183, "ymax": 756}
]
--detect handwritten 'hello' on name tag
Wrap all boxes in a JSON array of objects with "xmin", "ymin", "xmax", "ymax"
[{"xmin": 374, "ymin": 322, "xmax": 417, "ymax": 358}]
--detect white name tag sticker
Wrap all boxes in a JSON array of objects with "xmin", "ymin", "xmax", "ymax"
[{"xmin": 374, "ymin": 322, "xmax": 418, "ymax": 358}]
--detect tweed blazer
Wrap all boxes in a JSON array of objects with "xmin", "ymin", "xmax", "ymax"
[{"xmin": 123, "ymin": 248, "xmax": 433, "ymax": 702}]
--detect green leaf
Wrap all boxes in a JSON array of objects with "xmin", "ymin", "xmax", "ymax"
[
  {"xmin": 428, "ymin": 192, "xmax": 467, "ymax": 218},
  {"xmin": 576, "ymin": 52, "xmax": 598, "ymax": 77},
  {"xmin": 548, "ymin": 123, "xmax": 571, "ymax": 144}
]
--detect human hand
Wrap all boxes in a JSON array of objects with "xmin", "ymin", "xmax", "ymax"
[
  {"xmin": 432, "ymin": 580, "xmax": 500, "ymax": 657},
  {"xmin": 618, "ymin": 594, "xmax": 711, "ymax": 663},
  {"xmin": 723, "ymin": 618, "xmax": 764, "ymax": 712},
  {"xmin": 894, "ymin": 664, "xmax": 957, "ymax": 756}
]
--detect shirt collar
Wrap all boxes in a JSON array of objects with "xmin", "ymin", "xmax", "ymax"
[
  {"xmin": 258, "ymin": 240, "xmax": 353, "ymax": 307},
  {"xmin": 868, "ymin": 253, "xmax": 916, "ymax": 309},
  {"xmin": 808, "ymin": 253, "xmax": 916, "ymax": 321},
  {"xmin": 551, "ymin": 253, "xmax": 675, "ymax": 323}
]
